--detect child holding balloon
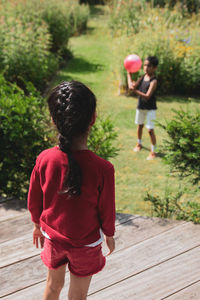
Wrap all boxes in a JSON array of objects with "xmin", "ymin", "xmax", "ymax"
[{"xmin": 126, "ymin": 55, "xmax": 159, "ymax": 160}]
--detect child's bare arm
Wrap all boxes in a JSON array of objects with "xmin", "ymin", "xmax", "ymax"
[
  {"xmin": 127, "ymin": 72, "xmax": 134, "ymax": 89},
  {"xmin": 127, "ymin": 72, "xmax": 143, "ymax": 90},
  {"xmin": 33, "ymin": 223, "xmax": 44, "ymax": 248},
  {"xmin": 133, "ymin": 79, "xmax": 157, "ymax": 100},
  {"xmin": 105, "ymin": 235, "xmax": 115, "ymax": 256}
]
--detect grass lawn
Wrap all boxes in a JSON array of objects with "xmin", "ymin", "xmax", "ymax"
[{"xmin": 51, "ymin": 6, "xmax": 200, "ymax": 216}]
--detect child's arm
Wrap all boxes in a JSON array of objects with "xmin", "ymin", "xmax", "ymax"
[
  {"xmin": 127, "ymin": 72, "xmax": 144, "ymax": 90},
  {"xmin": 105, "ymin": 235, "xmax": 115, "ymax": 256},
  {"xmin": 133, "ymin": 79, "xmax": 157, "ymax": 100},
  {"xmin": 127, "ymin": 71, "xmax": 134, "ymax": 89},
  {"xmin": 28, "ymin": 164, "xmax": 44, "ymax": 248},
  {"xmin": 33, "ymin": 223, "xmax": 44, "ymax": 248},
  {"xmin": 98, "ymin": 164, "xmax": 115, "ymax": 255}
]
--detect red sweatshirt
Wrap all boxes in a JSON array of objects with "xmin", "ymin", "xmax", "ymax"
[{"xmin": 28, "ymin": 146, "xmax": 115, "ymax": 247}]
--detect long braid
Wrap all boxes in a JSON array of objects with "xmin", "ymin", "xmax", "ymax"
[
  {"xmin": 47, "ymin": 81, "xmax": 96, "ymax": 197},
  {"xmin": 59, "ymin": 133, "xmax": 82, "ymax": 196}
]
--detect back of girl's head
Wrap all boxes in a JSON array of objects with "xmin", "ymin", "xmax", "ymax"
[
  {"xmin": 48, "ymin": 81, "xmax": 96, "ymax": 140},
  {"xmin": 47, "ymin": 80, "xmax": 97, "ymax": 196},
  {"xmin": 146, "ymin": 56, "xmax": 159, "ymax": 67}
]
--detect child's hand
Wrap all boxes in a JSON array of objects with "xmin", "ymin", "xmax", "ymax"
[
  {"xmin": 105, "ymin": 236, "xmax": 115, "ymax": 256},
  {"xmin": 132, "ymin": 82, "xmax": 136, "ymax": 89},
  {"xmin": 33, "ymin": 224, "xmax": 44, "ymax": 248}
]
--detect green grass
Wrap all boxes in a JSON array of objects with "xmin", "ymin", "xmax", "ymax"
[{"xmin": 50, "ymin": 6, "xmax": 200, "ymax": 216}]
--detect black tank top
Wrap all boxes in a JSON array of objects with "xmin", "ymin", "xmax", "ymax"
[{"xmin": 137, "ymin": 75, "xmax": 157, "ymax": 110}]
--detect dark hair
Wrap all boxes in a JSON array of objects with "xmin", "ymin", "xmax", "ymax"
[
  {"xmin": 146, "ymin": 56, "xmax": 159, "ymax": 67},
  {"xmin": 47, "ymin": 80, "xmax": 96, "ymax": 196}
]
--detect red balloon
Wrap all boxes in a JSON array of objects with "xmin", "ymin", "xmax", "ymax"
[{"xmin": 124, "ymin": 54, "xmax": 142, "ymax": 73}]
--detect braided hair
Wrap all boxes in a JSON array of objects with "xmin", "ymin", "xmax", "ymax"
[{"xmin": 47, "ymin": 81, "xmax": 97, "ymax": 196}]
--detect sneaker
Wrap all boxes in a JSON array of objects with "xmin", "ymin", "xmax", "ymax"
[
  {"xmin": 146, "ymin": 152, "xmax": 156, "ymax": 160},
  {"xmin": 133, "ymin": 143, "xmax": 142, "ymax": 152}
]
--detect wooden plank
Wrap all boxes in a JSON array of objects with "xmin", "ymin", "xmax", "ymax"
[
  {"xmin": 2, "ymin": 281, "xmax": 47, "ymax": 300},
  {"xmin": 87, "ymin": 247, "xmax": 200, "ymax": 299},
  {"xmin": 0, "ymin": 212, "xmax": 135, "ymax": 245},
  {"xmin": 163, "ymin": 281, "xmax": 200, "ymax": 300},
  {"xmin": 0, "ymin": 233, "xmax": 40, "ymax": 268},
  {"xmin": 87, "ymin": 222, "xmax": 200, "ymax": 295},
  {"xmin": 0, "ymin": 200, "xmax": 26, "ymax": 222},
  {"xmin": 0, "ymin": 212, "xmax": 32, "ymax": 243},
  {"xmin": 112, "ymin": 215, "xmax": 183, "ymax": 253},
  {"xmin": 0, "ymin": 256, "xmax": 47, "ymax": 298},
  {"xmin": 0, "ymin": 214, "xmax": 180, "ymax": 268},
  {"xmin": 3, "ymin": 221, "xmax": 200, "ymax": 299}
]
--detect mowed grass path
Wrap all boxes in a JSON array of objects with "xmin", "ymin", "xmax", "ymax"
[{"xmin": 51, "ymin": 7, "xmax": 200, "ymax": 216}]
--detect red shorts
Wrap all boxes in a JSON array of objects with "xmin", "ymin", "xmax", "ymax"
[{"xmin": 41, "ymin": 238, "xmax": 106, "ymax": 277}]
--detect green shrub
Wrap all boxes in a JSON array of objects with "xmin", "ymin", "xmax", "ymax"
[
  {"xmin": 148, "ymin": 0, "xmax": 200, "ymax": 14},
  {"xmin": 88, "ymin": 116, "xmax": 119, "ymax": 160},
  {"xmin": 41, "ymin": 4, "xmax": 70, "ymax": 54},
  {"xmin": 0, "ymin": 75, "xmax": 53, "ymax": 200},
  {"xmin": 144, "ymin": 190, "xmax": 200, "ymax": 223},
  {"xmin": 68, "ymin": 4, "xmax": 90, "ymax": 36},
  {"xmin": 109, "ymin": 0, "xmax": 145, "ymax": 36},
  {"xmin": 158, "ymin": 109, "xmax": 200, "ymax": 183},
  {"xmin": 0, "ymin": 17, "xmax": 58, "ymax": 90},
  {"xmin": 144, "ymin": 190, "xmax": 184, "ymax": 219},
  {"xmin": 0, "ymin": 0, "xmax": 90, "ymax": 90},
  {"xmin": 79, "ymin": 0, "xmax": 104, "ymax": 4}
]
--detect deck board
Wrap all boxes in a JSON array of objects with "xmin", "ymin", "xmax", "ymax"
[
  {"xmin": 0, "ymin": 214, "xmax": 180, "ymax": 269},
  {"xmin": 88, "ymin": 247, "xmax": 200, "ymax": 299},
  {"xmin": 1, "ymin": 203, "xmax": 200, "ymax": 300},
  {"xmin": 164, "ymin": 281, "xmax": 200, "ymax": 300}
]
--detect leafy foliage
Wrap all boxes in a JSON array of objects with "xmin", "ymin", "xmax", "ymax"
[
  {"xmin": 148, "ymin": 0, "xmax": 200, "ymax": 14},
  {"xmin": 0, "ymin": 17, "xmax": 58, "ymax": 90},
  {"xmin": 144, "ymin": 190, "xmax": 200, "ymax": 223},
  {"xmin": 144, "ymin": 190, "xmax": 184, "ymax": 219},
  {"xmin": 0, "ymin": 0, "xmax": 90, "ymax": 90},
  {"xmin": 145, "ymin": 108, "xmax": 200, "ymax": 224},
  {"xmin": 88, "ymin": 117, "xmax": 119, "ymax": 160},
  {"xmin": 0, "ymin": 75, "xmax": 53, "ymax": 200},
  {"xmin": 158, "ymin": 109, "xmax": 200, "ymax": 184}
]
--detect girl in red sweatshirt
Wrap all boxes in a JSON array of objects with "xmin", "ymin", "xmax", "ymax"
[{"xmin": 28, "ymin": 81, "xmax": 115, "ymax": 300}]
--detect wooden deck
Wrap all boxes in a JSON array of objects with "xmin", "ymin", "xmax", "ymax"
[{"xmin": 1, "ymin": 199, "xmax": 200, "ymax": 299}]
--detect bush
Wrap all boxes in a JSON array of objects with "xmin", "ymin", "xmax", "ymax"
[
  {"xmin": 88, "ymin": 116, "xmax": 119, "ymax": 160},
  {"xmin": 144, "ymin": 190, "xmax": 184, "ymax": 219},
  {"xmin": 0, "ymin": 0, "xmax": 90, "ymax": 90},
  {"xmin": 41, "ymin": 4, "xmax": 70, "ymax": 54},
  {"xmin": 158, "ymin": 109, "xmax": 200, "ymax": 184},
  {"xmin": 68, "ymin": 4, "xmax": 90, "ymax": 36},
  {"xmin": 108, "ymin": 0, "xmax": 144, "ymax": 36},
  {"xmin": 144, "ymin": 190, "xmax": 200, "ymax": 223},
  {"xmin": 148, "ymin": 0, "xmax": 200, "ymax": 14},
  {"xmin": 0, "ymin": 75, "xmax": 53, "ymax": 200},
  {"xmin": 0, "ymin": 17, "xmax": 58, "ymax": 90}
]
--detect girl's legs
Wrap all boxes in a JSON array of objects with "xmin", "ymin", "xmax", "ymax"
[
  {"xmin": 43, "ymin": 265, "xmax": 66, "ymax": 300},
  {"xmin": 68, "ymin": 272, "xmax": 92, "ymax": 300}
]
